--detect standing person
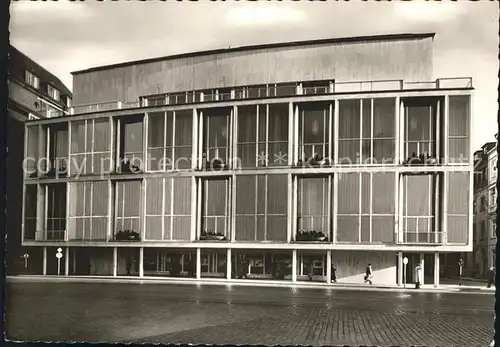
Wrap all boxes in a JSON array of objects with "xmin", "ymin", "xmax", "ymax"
[
  {"xmin": 331, "ymin": 265, "xmax": 337, "ymax": 283},
  {"xmin": 364, "ymin": 263, "xmax": 373, "ymax": 285},
  {"xmin": 415, "ymin": 262, "xmax": 422, "ymax": 289},
  {"xmin": 125, "ymin": 257, "xmax": 132, "ymax": 276},
  {"xmin": 487, "ymin": 267, "xmax": 495, "ymax": 288}
]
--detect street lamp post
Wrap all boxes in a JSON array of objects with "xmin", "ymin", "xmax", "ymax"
[
  {"xmin": 403, "ymin": 257, "xmax": 408, "ymax": 288},
  {"xmin": 458, "ymin": 258, "xmax": 464, "ymax": 286}
]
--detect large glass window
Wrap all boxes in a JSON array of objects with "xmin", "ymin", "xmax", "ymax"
[
  {"xmin": 236, "ymin": 105, "xmax": 258, "ymax": 167},
  {"xmin": 336, "ymin": 172, "xmax": 395, "ymax": 243},
  {"xmin": 70, "ymin": 119, "xmax": 112, "ymax": 176},
  {"xmin": 145, "ymin": 177, "xmax": 192, "ymax": 241},
  {"xmin": 201, "ymin": 178, "xmax": 231, "ymax": 239},
  {"xmin": 338, "ymin": 98, "xmax": 396, "ymax": 165},
  {"xmin": 403, "ymin": 98, "xmax": 440, "ymax": 164},
  {"xmin": 38, "ymin": 183, "xmax": 66, "ymax": 241},
  {"xmin": 68, "ymin": 181, "xmax": 108, "ymax": 241},
  {"xmin": 117, "ymin": 116, "xmax": 144, "ymax": 173},
  {"xmin": 338, "ymin": 100, "xmax": 361, "ymax": 165},
  {"xmin": 25, "ymin": 125, "xmax": 40, "ymax": 177},
  {"xmin": 401, "ymin": 174, "xmax": 440, "ymax": 243},
  {"xmin": 47, "ymin": 123, "xmax": 69, "ymax": 176},
  {"xmin": 298, "ymin": 103, "xmax": 332, "ymax": 165},
  {"xmin": 203, "ymin": 109, "xmax": 231, "ymax": 169},
  {"xmin": 297, "ymin": 176, "xmax": 331, "ymax": 239},
  {"xmin": 448, "ymin": 96, "xmax": 470, "ymax": 164},
  {"xmin": 114, "ymin": 180, "xmax": 141, "ymax": 238},
  {"xmin": 147, "ymin": 111, "xmax": 192, "ymax": 171},
  {"xmin": 266, "ymin": 104, "xmax": 288, "ymax": 167},
  {"xmin": 447, "ymin": 172, "xmax": 469, "ymax": 244},
  {"xmin": 23, "ymin": 184, "xmax": 37, "ymax": 240},
  {"xmin": 235, "ymin": 174, "xmax": 288, "ymax": 241},
  {"xmin": 236, "ymin": 104, "xmax": 288, "ymax": 168}
]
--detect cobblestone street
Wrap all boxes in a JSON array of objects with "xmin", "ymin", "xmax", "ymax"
[{"xmin": 5, "ymin": 279, "xmax": 494, "ymax": 346}]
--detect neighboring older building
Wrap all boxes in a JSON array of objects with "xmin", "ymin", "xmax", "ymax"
[
  {"xmin": 467, "ymin": 142, "xmax": 495, "ymax": 277},
  {"xmin": 7, "ymin": 45, "xmax": 72, "ymax": 273},
  {"xmin": 20, "ymin": 33, "xmax": 473, "ymax": 287},
  {"xmin": 486, "ymin": 135, "xmax": 497, "ymax": 270}
]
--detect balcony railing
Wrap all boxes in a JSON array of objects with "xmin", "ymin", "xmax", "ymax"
[
  {"xmin": 35, "ymin": 230, "xmax": 66, "ymax": 241},
  {"xmin": 397, "ymin": 231, "xmax": 446, "ymax": 245},
  {"xmin": 68, "ymin": 77, "xmax": 473, "ymax": 115}
]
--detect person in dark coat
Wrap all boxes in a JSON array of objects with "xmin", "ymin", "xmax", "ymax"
[
  {"xmin": 487, "ymin": 267, "xmax": 495, "ymax": 288},
  {"xmin": 331, "ymin": 265, "xmax": 337, "ymax": 283},
  {"xmin": 125, "ymin": 257, "xmax": 132, "ymax": 276},
  {"xmin": 364, "ymin": 263, "xmax": 373, "ymax": 285}
]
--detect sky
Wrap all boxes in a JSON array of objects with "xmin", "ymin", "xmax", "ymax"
[{"xmin": 9, "ymin": 0, "xmax": 499, "ymax": 149}]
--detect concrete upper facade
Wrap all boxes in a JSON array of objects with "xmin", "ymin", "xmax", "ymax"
[{"xmin": 71, "ymin": 33, "xmax": 435, "ymax": 106}]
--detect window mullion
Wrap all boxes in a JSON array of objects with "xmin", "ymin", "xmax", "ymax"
[
  {"xmin": 170, "ymin": 178, "xmax": 174, "ymax": 240},
  {"xmin": 370, "ymin": 99, "xmax": 374, "ymax": 163}
]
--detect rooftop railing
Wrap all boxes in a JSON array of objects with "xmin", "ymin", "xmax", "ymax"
[{"xmin": 69, "ymin": 77, "xmax": 473, "ymax": 115}]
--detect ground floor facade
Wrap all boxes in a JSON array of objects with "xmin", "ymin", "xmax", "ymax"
[{"xmin": 17, "ymin": 246, "xmax": 452, "ymax": 287}]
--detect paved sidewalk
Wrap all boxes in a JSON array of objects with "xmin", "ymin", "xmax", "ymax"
[
  {"xmin": 5, "ymin": 279, "xmax": 494, "ymax": 346},
  {"xmin": 8, "ymin": 275, "xmax": 495, "ymax": 294}
]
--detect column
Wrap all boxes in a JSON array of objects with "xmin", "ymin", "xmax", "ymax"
[
  {"xmin": 226, "ymin": 248, "xmax": 232, "ymax": 280},
  {"xmin": 196, "ymin": 248, "xmax": 201, "ymax": 279},
  {"xmin": 397, "ymin": 252, "xmax": 403, "ymax": 286},
  {"xmin": 292, "ymin": 250, "xmax": 297, "ymax": 282},
  {"xmin": 434, "ymin": 252, "xmax": 440, "ymax": 288},
  {"xmin": 72, "ymin": 249, "xmax": 76, "ymax": 275},
  {"xmin": 420, "ymin": 253, "xmax": 425, "ymax": 286},
  {"xmin": 113, "ymin": 247, "xmax": 117, "ymax": 277},
  {"xmin": 139, "ymin": 247, "xmax": 144, "ymax": 278},
  {"xmin": 326, "ymin": 250, "xmax": 332, "ymax": 284},
  {"xmin": 65, "ymin": 247, "xmax": 69, "ymax": 276},
  {"xmin": 42, "ymin": 246, "xmax": 47, "ymax": 275}
]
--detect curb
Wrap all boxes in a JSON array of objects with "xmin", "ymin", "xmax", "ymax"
[{"xmin": 7, "ymin": 275, "xmax": 494, "ymax": 294}]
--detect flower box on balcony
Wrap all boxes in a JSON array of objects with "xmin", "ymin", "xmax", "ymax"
[
  {"xmin": 403, "ymin": 152, "xmax": 437, "ymax": 167},
  {"xmin": 114, "ymin": 230, "xmax": 141, "ymax": 241},
  {"xmin": 296, "ymin": 230, "xmax": 328, "ymax": 242},
  {"xmin": 118, "ymin": 160, "xmax": 142, "ymax": 174},
  {"xmin": 296, "ymin": 154, "xmax": 331, "ymax": 168},
  {"xmin": 199, "ymin": 230, "xmax": 227, "ymax": 241},
  {"xmin": 205, "ymin": 159, "xmax": 228, "ymax": 171},
  {"xmin": 43, "ymin": 167, "xmax": 68, "ymax": 178}
]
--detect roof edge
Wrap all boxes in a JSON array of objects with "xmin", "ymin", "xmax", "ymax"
[{"xmin": 71, "ymin": 33, "xmax": 436, "ymax": 76}]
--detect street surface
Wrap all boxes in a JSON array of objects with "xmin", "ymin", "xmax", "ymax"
[{"xmin": 5, "ymin": 279, "xmax": 494, "ymax": 346}]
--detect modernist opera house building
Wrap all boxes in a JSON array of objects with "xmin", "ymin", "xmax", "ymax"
[{"xmin": 21, "ymin": 33, "xmax": 473, "ymax": 286}]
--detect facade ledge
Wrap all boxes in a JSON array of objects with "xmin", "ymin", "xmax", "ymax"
[{"xmin": 21, "ymin": 240, "xmax": 472, "ymax": 252}]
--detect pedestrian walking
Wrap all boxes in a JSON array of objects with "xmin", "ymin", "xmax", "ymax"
[
  {"xmin": 415, "ymin": 262, "xmax": 422, "ymax": 289},
  {"xmin": 125, "ymin": 257, "xmax": 132, "ymax": 276},
  {"xmin": 331, "ymin": 265, "xmax": 337, "ymax": 283},
  {"xmin": 487, "ymin": 267, "xmax": 495, "ymax": 288},
  {"xmin": 364, "ymin": 263, "xmax": 373, "ymax": 285},
  {"xmin": 308, "ymin": 263, "xmax": 314, "ymax": 281}
]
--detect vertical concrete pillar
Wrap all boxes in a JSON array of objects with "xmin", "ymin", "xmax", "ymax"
[
  {"xmin": 65, "ymin": 247, "xmax": 69, "ymax": 276},
  {"xmin": 326, "ymin": 250, "xmax": 332, "ymax": 284},
  {"xmin": 196, "ymin": 248, "xmax": 201, "ymax": 279},
  {"xmin": 434, "ymin": 252, "xmax": 440, "ymax": 288},
  {"xmin": 292, "ymin": 250, "xmax": 297, "ymax": 282},
  {"xmin": 397, "ymin": 252, "xmax": 403, "ymax": 286},
  {"xmin": 42, "ymin": 246, "xmax": 47, "ymax": 275},
  {"xmin": 113, "ymin": 247, "xmax": 117, "ymax": 277},
  {"xmin": 420, "ymin": 253, "xmax": 425, "ymax": 286},
  {"xmin": 226, "ymin": 248, "xmax": 232, "ymax": 280},
  {"xmin": 139, "ymin": 247, "xmax": 144, "ymax": 278},
  {"xmin": 72, "ymin": 249, "xmax": 76, "ymax": 275}
]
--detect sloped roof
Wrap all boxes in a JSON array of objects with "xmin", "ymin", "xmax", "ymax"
[{"xmin": 9, "ymin": 45, "xmax": 72, "ymax": 97}]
